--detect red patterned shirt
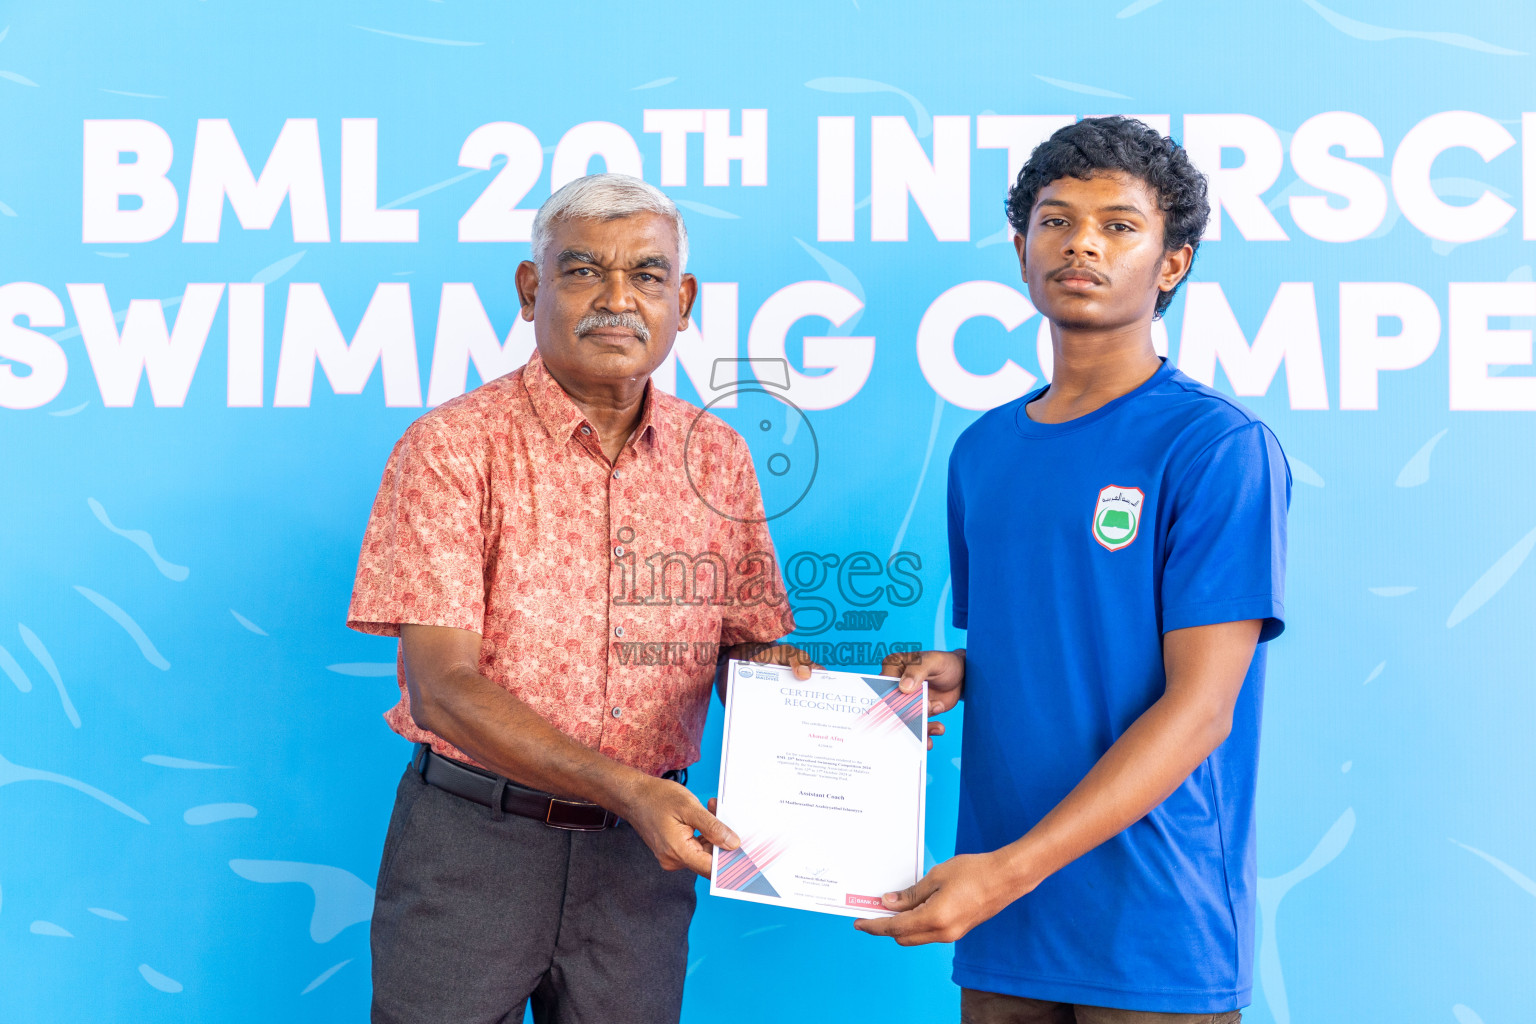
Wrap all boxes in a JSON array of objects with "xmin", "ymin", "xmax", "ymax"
[{"xmin": 348, "ymin": 352, "xmax": 793, "ymax": 775}]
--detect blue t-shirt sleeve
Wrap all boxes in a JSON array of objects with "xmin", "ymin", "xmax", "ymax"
[
  {"xmin": 948, "ymin": 451, "xmax": 970, "ymax": 630},
  {"xmin": 1161, "ymin": 421, "xmax": 1290, "ymax": 642}
]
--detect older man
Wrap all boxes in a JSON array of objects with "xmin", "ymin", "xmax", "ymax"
[{"xmin": 348, "ymin": 173, "xmax": 800, "ymax": 1024}]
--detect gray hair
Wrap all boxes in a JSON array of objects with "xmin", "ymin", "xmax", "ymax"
[{"xmin": 530, "ymin": 173, "xmax": 689, "ymax": 273}]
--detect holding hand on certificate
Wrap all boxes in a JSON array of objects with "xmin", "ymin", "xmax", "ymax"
[
  {"xmin": 709, "ymin": 658, "xmax": 946, "ymax": 918},
  {"xmin": 882, "ymin": 649, "xmax": 966, "ymax": 749},
  {"xmin": 851, "ymin": 649, "xmax": 1021, "ymax": 947},
  {"xmin": 857, "ymin": 649, "xmax": 1034, "ymax": 947},
  {"xmin": 857, "ymin": 623, "xmax": 1265, "ymax": 947}
]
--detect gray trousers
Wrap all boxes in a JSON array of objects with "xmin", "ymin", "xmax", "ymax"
[{"xmin": 370, "ymin": 764, "xmax": 698, "ymax": 1024}]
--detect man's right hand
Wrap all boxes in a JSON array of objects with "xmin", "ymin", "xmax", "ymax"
[
  {"xmin": 617, "ymin": 775, "xmax": 740, "ymax": 877},
  {"xmin": 880, "ymin": 649, "xmax": 966, "ymax": 750}
]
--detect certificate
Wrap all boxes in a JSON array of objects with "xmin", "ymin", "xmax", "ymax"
[{"xmin": 710, "ymin": 659, "xmax": 927, "ymax": 919}]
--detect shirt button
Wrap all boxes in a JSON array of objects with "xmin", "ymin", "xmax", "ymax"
[
  {"xmin": 614, "ymin": 545, "xmax": 625, "ymax": 557},
  {"xmin": 611, "ymin": 706, "xmax": 623, "ymax": 719},
  {"xmin": 613, "ymin": 470, "xmax": 621, "ymax": 480},
  {"xmin": 614, "ymin": 625, "xmax": 625, "ymax": 637},
  {"xmin": 580, "ymin": 425, "xmax": 591, "ymax": 435}
]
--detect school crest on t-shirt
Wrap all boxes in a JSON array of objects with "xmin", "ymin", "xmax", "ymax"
[{"xmin": 1092, "ymin": 485, "xmax": 1144, "ymax": 551}]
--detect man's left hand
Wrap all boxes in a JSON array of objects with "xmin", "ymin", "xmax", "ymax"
[
  {"xmin": 725, "ymin": 642, "xmax": 820, "ymax": 680},
  {"xmin": 852, "ymin": 852, "xmax": 1026, "ymax": 946}
]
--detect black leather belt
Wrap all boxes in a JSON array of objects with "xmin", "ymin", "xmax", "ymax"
[{"xmin": 414, "ymin": 744, "xmax": 686, "ymax": 832}]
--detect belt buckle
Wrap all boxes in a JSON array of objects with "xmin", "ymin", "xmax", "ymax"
[{"xmin": 544, "ymin": 798, "xmax": 608, "ymax": 831}]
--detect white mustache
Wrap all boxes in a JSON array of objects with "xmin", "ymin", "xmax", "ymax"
[{"xmin": 575, "ymin": 312, "xmax": 650, "ymax": 343}]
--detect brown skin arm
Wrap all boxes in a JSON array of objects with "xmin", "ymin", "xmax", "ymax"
[
  {"xmin": 713, "ymin": 641, "xmax": 816, "ymax": 702},
  {"xmin": 400, "ymin": 623, "xmax": 738, "ymax": 876},
  {"xmin": 855, "ymin": 618, "xmax": 1262, "ymax": 945},
  {"xmin": 881, "ymin": 648, "xmax": 966, "ymax": 750}
]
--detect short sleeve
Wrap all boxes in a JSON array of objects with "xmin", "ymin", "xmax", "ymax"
[
  {"xmin": 717, "ymin": 435, "xmax": 795, "ymax": 646},
  {"xmin": 1161, "ymin": 421, "xmax": 1289, "ymax": 642},
  {"xmin": 948, "ymin": 451, "xmax": 970, "ymax": 631},
  {"xmin": 347, "ymin": 420, "xmax": 488, "ymax": 637}
]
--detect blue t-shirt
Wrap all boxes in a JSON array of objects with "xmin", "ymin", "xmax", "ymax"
[{"xmin": 947, "ymin": 360, "xmax": 1289, "ymax": 1013}]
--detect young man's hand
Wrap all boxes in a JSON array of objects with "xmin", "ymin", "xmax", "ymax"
[
  {"xmin": 880, "ymin": 649, "xmax": 966, "ymax": 749},
  {"xmin": 852, "ymin": 851, "xmax": 1027, "ymax": 945},
  {"xmin": 617, "ymin": 775, "xmax": 739, "ymax": 877}
]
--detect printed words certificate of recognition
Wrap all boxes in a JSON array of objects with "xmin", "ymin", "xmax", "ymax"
[{"xmin": 710, "ymin": 660, "xmax": 927, "ymax": 919}]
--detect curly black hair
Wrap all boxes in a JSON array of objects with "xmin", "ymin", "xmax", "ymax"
[{"xmin": 1005, "ymin": 116, "xmax": 1210, "ymax": 317}]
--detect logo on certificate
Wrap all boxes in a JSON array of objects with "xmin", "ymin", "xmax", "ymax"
[{"xmin": 1092, "ymin": 485, "xmax": 1143, "ymax": 551}]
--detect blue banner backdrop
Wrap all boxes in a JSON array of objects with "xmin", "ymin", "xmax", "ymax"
[{"xmin": 2, "ymin": 2, "xmax": 1534, "ymax": 1021}]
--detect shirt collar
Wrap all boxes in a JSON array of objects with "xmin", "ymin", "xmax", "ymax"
[{"xmin": 523, "ymin": 349, "xmax": 664, "ymax": 454}]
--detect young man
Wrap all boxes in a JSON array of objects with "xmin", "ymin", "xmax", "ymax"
[{"xmin": 858, "ymin": 117, "xmax": 1289, "ymax": 1023}]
